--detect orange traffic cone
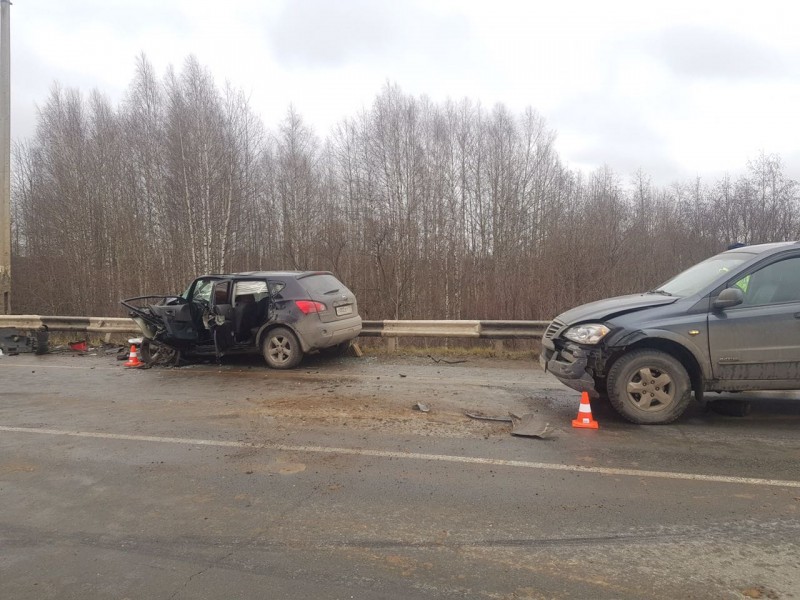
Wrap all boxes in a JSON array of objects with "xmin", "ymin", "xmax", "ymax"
[
  {"xmin": 123, "ymin": 344, "xmax": 143, "ymax": 368},
  {"xmin": 572, "ymin": 392, "xmax": 599, "ymax": 429}
]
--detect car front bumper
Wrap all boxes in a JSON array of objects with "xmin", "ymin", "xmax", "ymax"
[{"xmin": 540, "ymin": 341, "xmax": 599, "ymax": 397}]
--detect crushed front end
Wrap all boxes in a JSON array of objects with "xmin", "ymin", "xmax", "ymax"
[
  {"xmin": 539, "ymin": 319, "xmax": 610, "ymax": 398},
  {"xmin": 121, "ymin": 296, "xmax": 181, "ymax": 346}
]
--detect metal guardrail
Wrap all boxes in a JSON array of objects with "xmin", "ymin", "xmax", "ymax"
[
  {"xmin": 360, "ymin": 320, "xmax": 548, "ymax": 339},
  {"xmin": 0, "ymin": 316, "xmax": 549, "ymax": 339},
  {"xmin": 0, "ymin": 315, "xmax": 140, "ymax": 334}
]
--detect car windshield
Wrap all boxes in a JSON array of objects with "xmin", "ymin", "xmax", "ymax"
[
  {"xmin": 182, "ymin": 279, "xmax": 214, "ymax": 302},
  {"xmin": 655, "ymin": 252, "xmax": 753, "ymax": 297}
]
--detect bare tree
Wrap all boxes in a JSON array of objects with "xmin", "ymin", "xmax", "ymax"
[{"xmin": 10, "ymin": 61, "xmax": 800, "ymax": 321}]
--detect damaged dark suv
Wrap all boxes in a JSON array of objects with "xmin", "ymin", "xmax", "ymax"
[
  {"xmin": 123, "ymin": 271, "xmax": 361, "ymax": 369},
  {"xmin": 541, "ymin": 242, "xmax": 800, "ymax": 424}
]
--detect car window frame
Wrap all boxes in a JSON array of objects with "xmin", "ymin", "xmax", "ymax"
[
  {"xmin": 715, "ymin": 251, "xmax": 800, "ymax": 310},
  {"xmin": 188, "ymin": 278, "xmax": 217, "ymax": 304}
]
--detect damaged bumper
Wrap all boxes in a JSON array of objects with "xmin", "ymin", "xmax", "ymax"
[
  {"xmin": 540, "ymin": 340, "xmax": 599, "ymax": 397},
  {"xmin": 0, "ymin": 327, "xmax": 49, "ymax": 355}
]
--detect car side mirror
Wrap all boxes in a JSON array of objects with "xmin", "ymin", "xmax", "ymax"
[{"xmin": 713, "ymin": 287, "xmax": 744, "ymax": 310}]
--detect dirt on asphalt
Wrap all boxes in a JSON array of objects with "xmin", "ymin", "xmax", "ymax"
[{"xmin": 164, "ymin": 353, "xmax": 566, "ymax": 439}]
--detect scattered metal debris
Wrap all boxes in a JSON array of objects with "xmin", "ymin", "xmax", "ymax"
[
  {"xmin": 465, "ymin": 411, "xmax": 515, "ymax": 423},
  {"xmin": 427, "ymin": 354, "xmax": 468, "ymax": 364},
  {"xmin": 510, "ymin": 414, "xmax": 553, "ymax": 438},
  {"xmin": 413, "ymin": 402, "xmax": 430, "ymax": 413},
  {"xmin": 465, "ymin": 410, "xmax": 554, "ymax": 439},
  {"xmin": 0, "ymin": 327, "xmax": 48, "ymax": 355}
]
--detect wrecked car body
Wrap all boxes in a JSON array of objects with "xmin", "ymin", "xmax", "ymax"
[{"xmin": 122, "ymin": 271, "xmax": 361, "ymax": 369}]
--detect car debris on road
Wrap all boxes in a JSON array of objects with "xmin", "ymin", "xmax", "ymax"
[{"xmin": 465, "ymin": 411, "xmax": 553, "ymax": 439}]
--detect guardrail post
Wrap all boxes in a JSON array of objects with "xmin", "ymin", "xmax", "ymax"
[
  {"xmin": 387, "ymin": 337, "xmax": 397, "ymax": 353},
  {"xmin": 492, "ymin": 340, "xmax": 504, "ymax": 354}
]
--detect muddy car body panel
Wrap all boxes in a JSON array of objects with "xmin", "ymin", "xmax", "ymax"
[
  {"xmin": 123, "ymin": 271, "xmax": 361, "ymax": 368},
  {"xmin": 541, "ymin": 242, "xmax": 800, "ymax": 423}
]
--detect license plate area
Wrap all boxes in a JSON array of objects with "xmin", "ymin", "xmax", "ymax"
[{"xmin": 335, "ymin": 304, "xmax": 353, "ymax": 317}]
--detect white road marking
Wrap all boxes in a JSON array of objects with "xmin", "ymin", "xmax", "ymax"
[{"xmin": 2, "ymin": 425, "xmax": 799, "ymax": 489}]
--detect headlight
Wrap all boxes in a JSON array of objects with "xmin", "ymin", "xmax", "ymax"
[{"xmin": 563, "ymin": 323, "xmax": 609, "ymax": 345}]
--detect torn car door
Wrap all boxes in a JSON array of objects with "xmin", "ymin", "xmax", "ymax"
[
  {"xmin": 210, "ymin": 279, "xmax": 235, "ymax": 356},
  {"xmin": 149, "ymin": 300, "xmax": 196, "ymax": 342}
]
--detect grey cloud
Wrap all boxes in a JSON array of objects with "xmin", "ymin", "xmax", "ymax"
[
  {"xmin": 783, "ymin": 149, "xmax": 800, "ymax": 182},
  {"xmin": 22, "ymin": 0, "xmax": 187, "ymax": 33},
  {"xmin": 268, "ymin": 0, "xmax": 473, "ymax": 67},
  {"xmin": 551, "ymin": 97, "xmax": 683, "ymax": 185},
  {"xmin": 648, "ymin": 26, "xmax": 789, "ymax": 80}
]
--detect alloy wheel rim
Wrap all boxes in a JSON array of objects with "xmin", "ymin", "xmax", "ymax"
[
  {"xmin": 626, "ymin": 367, "xmax": 674, "ymax": 411},
  {"xmin": 269, "ymin": 336, "xmax": 291, "ymax": 363}
]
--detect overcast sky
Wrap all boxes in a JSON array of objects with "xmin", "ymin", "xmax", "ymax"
[{"xmin": 9, "ymin": 0, "xmax": 800, "ymax": 185}]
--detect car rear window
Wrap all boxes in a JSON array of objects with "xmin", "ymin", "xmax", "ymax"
[{"xmin": 299, "ymin": 274, "xmax": 345, "ymax": 297}]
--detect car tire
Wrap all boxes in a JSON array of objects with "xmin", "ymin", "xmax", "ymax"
[
  {"xmin": 139, "ymin": 339, "xmax": 180, "ymax": 367},
  {"xmin": 262, "ymin": 327, "xmax": 303, "ymax": 369},
  {"xmin": 606, "ymin": 349, "xmax": 692, "ymax": 424}
]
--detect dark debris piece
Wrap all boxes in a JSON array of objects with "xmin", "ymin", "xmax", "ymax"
[
  {"xmin": 427, "ymin": 355, "xmax": 468, "ymax": 365},
  {"xmin": 465, "ymin": 411, "xmax": 554, "ymax": 439}
]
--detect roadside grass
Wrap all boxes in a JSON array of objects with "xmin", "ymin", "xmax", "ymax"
[
  {"xmin": 38, "ymin": 333, "xmax": 541, "ymax": 361},
  {"xmin": 50, "ymin": 333, "xmax": 132, "ymax": 346},
  {"xmin": 44, "ymin": 333, "xmax": 133, "ymax": 351},
  {"xmin": 358, "ymin": 338, "xmax": 540, "ymax": 360}
]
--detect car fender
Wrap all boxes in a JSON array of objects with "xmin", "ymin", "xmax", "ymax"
[{"xmin": 612, "ymin": 328, "xmax": 713, "ymax": 381}]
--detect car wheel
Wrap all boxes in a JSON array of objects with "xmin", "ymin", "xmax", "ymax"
[
  {"xmin": 606, "ymin": 350, "xmax": 691, "ymax": 424},
  {"xmin": 139, "ymin": 339, "xmax": 180, "ymax": 367},
  {"xmin": 262, "ymin": 327, "xmax": 303, "ymax": 369}
]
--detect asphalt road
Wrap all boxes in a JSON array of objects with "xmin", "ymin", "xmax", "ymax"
[{"xmin": 1, "ymin": 349, "xmax": 799, "ymax": 599}]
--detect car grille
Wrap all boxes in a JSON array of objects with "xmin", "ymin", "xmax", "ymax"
[{"xmin": 543, "ymin": 319, "xmax": 565, "ymax": 340}]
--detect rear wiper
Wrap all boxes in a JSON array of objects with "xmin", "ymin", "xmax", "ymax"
[
  {"xmin": 323, "ymin": 288, "xmax": 341, "ymax": 295},
  {"xmin": 647, "ymin": 289, "xmax": 673, "ymax": 296}
]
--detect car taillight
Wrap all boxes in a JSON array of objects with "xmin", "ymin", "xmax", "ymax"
[{"xmin": 295, "ymin": 300, "xmax": 326, "ymax": 314}]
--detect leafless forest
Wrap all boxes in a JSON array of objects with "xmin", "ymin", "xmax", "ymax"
[{"xmin": 9, "ymin": 56, "xmax": 800, "ymax": 319}]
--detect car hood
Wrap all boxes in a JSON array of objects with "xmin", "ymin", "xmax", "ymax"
[{"xmin": 556, "ymin": 293, "xmax": 679, "ymax": 325}]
